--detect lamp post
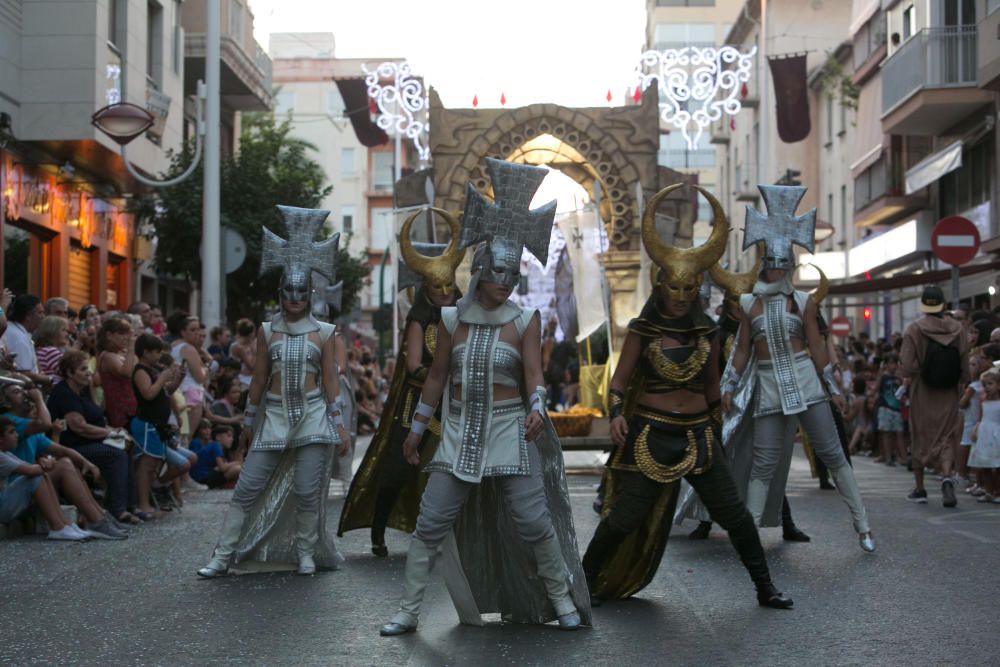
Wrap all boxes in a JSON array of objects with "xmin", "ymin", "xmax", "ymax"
[{"xmin": 90, "ymin": 0, "xmax": 221, "ymax": 328}]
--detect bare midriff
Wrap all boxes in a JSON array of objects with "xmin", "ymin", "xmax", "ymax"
[
  {"xmin": 268, "ymin": 371, "xmax": 318, "ymax": 395},
  {"xmin": 451, "ymin": 320, "xmax": 524, "ymax": 403},
  {"xmin": 451, "ymin": 384, "xmax": 522, "ymax": 402},
  {"xmin": 638, "ymin": 333, "xmax": 708, "ymax": 414}
]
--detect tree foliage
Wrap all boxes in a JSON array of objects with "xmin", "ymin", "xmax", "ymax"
[{"xmin": 132, "ymin": 113, "xmax": 369, "ymax": 322}]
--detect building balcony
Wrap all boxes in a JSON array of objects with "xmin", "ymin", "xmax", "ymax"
[
  {"xmin": 978, "ymin": 9, "xmax": 1000, "ymax": 91},
  {"xmin": 853, "ymin": 154, "xmax": 927, "ymax": 228},
  {"xmin": 881, "ymin": 26, "xmax": 993, "ymax": 136},
  {"xmin": 183, "ymin": 0, "xmax": 272, "ymax": 111}
]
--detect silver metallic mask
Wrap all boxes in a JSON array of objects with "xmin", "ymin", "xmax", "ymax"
[
  {"xmin": 260, "ymin": 205, "xmax": 340, "ymax": 310},
  {"xmin": 743, "ymin": 185, "xmax": 816, "ymax": 271},
  {"xmin": 460, "ymin": 158, "xmax": 556, "ymax": 291}
]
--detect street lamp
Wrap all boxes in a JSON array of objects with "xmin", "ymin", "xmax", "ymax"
[{"xmin": 91, "ymin": 81, "xmax": 206, "ymax": 189}]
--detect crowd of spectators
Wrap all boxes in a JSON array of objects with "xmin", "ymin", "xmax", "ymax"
[{"xmin": 832, "ymin": 302, "xmax": 1000, "ymax": 506}]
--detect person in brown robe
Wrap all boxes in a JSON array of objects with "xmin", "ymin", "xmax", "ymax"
[{"xmin": 899, "ymin": 286, "xmax": 970, "ymax": 508}]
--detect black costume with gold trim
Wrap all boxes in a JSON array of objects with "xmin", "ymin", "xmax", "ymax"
[{"xmin": 337, "ymin": 286, "xmax": 457, "ymax": 541}]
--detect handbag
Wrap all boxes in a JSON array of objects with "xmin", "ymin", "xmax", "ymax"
[{"xmin": 102, "ymin": 430, "xmax": 128, "ymax": 450}]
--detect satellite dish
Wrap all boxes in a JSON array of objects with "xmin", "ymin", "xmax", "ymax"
[{"xmin": 222, "ymin": 227, "xmax": 247, "ymax": 274}]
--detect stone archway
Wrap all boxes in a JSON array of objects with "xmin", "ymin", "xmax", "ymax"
[{"xmin": 429, "ymin": 87, "xmax": 665, "ymax": 250}]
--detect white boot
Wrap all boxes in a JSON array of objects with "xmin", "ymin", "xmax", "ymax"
[
  {"xmin": 533, "ymin": 536, "xmax": 581, "ymax": 630},
  {"xmin": 829, "ymin": 465, "xmax": 875, "ymax": 551},
  {"xmin": 380, "ymin": 538, "xmax": 439, "ymax": 636},
  {"xmin": 745, "ymin": 478, "xmax": 770, "ymax": 527},
  {"xmin": 296, "ymin": 510, "xmax": 319, "ymax": 575},
  {"xmin": 197, "ymin": 506, "xmax": 247, "ymax": 578}
]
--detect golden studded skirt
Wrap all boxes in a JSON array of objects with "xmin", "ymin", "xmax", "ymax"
[{"xmin": 610, "ymin": 406, "xmax": 715, "ymax": 483}]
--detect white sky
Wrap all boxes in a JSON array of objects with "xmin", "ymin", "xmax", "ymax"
[{"xmin": 249, "ymin": 0, "xmax": 648, "ymax": 108}]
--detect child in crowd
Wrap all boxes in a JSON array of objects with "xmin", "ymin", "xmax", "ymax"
[
  {"xmin": 0, "ymin": 417, "xmax": 88, "ymax": 540},
  {"xmin": 960, "ymin": 350, "xmax": 991, "ymax": 488},
  {"xmin": 969, "ymin": 368, "xmax": 1000, "ymax": 503},
  {"xmin": 189, "ymin": 423, "xmax": 240, "ymax": 489},
  {"xmin": 849, "ymin": 386, "xmax": 878, "ymax": 455},
  {"xmin": 874, "ymin": 353, "xmax": 905, "ymax": 466}
]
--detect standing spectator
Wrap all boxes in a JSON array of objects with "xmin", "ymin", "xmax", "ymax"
[
  {"xmin": 130, "ymin": 334, "xmax": 183, "ymax": 519},
  {"xmin": 167, "ymin": 313, "xmax": 208, "ymax": 436},
  {"xmin": 0, "ymin": 288, "xmax": 13, "ymax": 339},
  {"xmin": 43, "ymin": 297, "xmax": 68, "ymax": 318},
  {"xmin": 960, "ymin": 350, "xmax": 990, "ymax": 487},
  {"xmin": 3, "ymin": 295, "xmax": 49, "ymax": 388},
  {"xmin": 229, "ymin": 318, "xmax": 256, "ymax": 391},
  {"xmin": 207, "ymin": 326, "xmax": 231, "ymax": 362},
  {"xmin": 0, "ymin": 417, "xmax": 89, "ymax": 541},
  {"xmin": 96, "ymin": 317, "xmax": 138, "ymax": 429},
  {"xmin": 79, "ymin": 305, "xmax": 101, "ymax": 332},
  {"xmin": 48, "ymin": 350, "xmax": 138, "ymax": 524},
  {"xmin": 127, "ymin": 302, "xmax": 154, "ymax": 333},
  {"xmin": 33, "ymin": 316, "xmax": 70, "ymax": 386},
  {"xmin": 969, "ymin": 368, "xmax": 1000, "ymax": 502},
  {"xmin": 874, "ymin": 353, "xmax": 905, "ymax": 466},
  {"xmin": 899, "ymin": 286, "xmax": 970, "ymax": 507},
  {"xmin": 148, "ymin": 306, "xmax": 165, "ymax": 337}
]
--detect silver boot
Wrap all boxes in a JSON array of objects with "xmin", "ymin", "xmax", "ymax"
[
  {"xmin": 197, "ymin": 506, "xmax": 247, "ymax": 578},
  {"xmin": 380, "ymin": 538, "xmax": 439, "ymax": 636},
  {"xmin": 296, "ymin": 511, "xmax": 320, "ymax": 575},
  {"xmin": 745, "ymin": 478, "xmax": 770, "ymax": 527},
  {"xmin": 829, "ymin": 464, "xmax": 874, "ymax": 551},
  {"xmin": 533, "ymin": 536, "xmax": 581, "ymax": 630}
]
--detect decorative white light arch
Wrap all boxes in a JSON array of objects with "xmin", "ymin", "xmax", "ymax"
[
  {"xmin": 636, "ymin": 45, "xmax": 757, "ymax": 151},
  {"xmin": 362, "ymin": 61, "xmax": 430, "ymax": 162}
]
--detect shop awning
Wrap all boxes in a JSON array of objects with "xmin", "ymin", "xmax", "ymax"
[
  {"xmin": 904, "ymin": 140, "xmax": 963, "ymax": 194},
  {"xmin": 828, "ymin": 259, "xmax": 1000, "ymax": 295}
]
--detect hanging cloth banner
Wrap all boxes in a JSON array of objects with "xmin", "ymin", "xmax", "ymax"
[
  {"xmin": 335, "ymin": 78, "xmax": 390, "ymax": 148},
  {"xmin": 556, "ymin": 206, "xmax": 607, "ymax": 343},
  {"xmin": 554, "ymin": 246, "xmax": 579, "ymax": 342},
  {"xmin": 768, "ymin": 53, "xmax": 811, "ymax": 144}
]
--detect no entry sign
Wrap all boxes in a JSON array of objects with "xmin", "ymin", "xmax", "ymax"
[
  {"xmin": 932, "ymin": 216, "xmax": 980, "ymax": 266},
  {"xmin": 830, "ymin": 316, "xmax": 851, "ymax": 337}
]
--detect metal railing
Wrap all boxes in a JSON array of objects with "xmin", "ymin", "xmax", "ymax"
[{"xmin": 882, "ymin": 26, "xmax": 978, "ymax": 115}]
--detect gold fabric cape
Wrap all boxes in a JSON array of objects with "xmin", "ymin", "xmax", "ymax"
[{"xmin": 336, "ymin": 345, "xmax": 440, "ymax": 537}]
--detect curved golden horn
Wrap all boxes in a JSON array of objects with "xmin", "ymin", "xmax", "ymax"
[
  {"xmin": 709, "ymin": 251, "xmax": 763, "ymax": 297},
  {"xmin": 806, "ymin": 263, "xmax": 829, "ymax": 305},
  {"xmin": 641, "ymin": 183, "xmax": 730, "ymax": 271},
  {"xmin": 399, "ymin": 206, "xmax": 466, "ymax": 277}
]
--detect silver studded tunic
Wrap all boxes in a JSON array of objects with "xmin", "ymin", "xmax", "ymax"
[{"xmin": 251, "ymin": 314, "xmax": 339, "ymax": 451}]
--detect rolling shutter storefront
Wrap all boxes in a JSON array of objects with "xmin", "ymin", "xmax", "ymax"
[{"xmin": 67, "ymin": 246, "xmax": 92, "ymax": 309}]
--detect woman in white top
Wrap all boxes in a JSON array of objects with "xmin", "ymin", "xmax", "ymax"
[{"xmin": 167, "ymin": 312, "xmax": 208, "ymax": 438}]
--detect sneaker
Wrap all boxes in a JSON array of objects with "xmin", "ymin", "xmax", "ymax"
[
  {"xmin": 86, "ymin": 518, "xmax": 129, "ymax": 540},
  {"xmin": 906, "ymin": 489, "xmax": 928, "ymax": 503},
  {"xmin": 181, "ymin": 478, "xmax": 208, "ymax": 492},
  {"xmin": 47, "ymin": 525, "xmax": 88, "ymax": 541},
  {"xmin": 942, "ymin": 479, "xmax": 957, "ymax": 508},
  {"xmin": 976, "ymin": 494, "xmax": 995, "ymax": 503}
]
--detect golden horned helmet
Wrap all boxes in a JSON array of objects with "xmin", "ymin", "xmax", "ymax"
[
  {"xmin": 709, "ymin": 250, "xmax": 764, "ymax": 311},
  {"xmin": 805, "ymin": 263, "xmax": 829, "ymax": 306},
  {"xmin": 399, "ymin": 206, "xmax": 466, "ymax": 297},
  {"xmin": 642, "ymin": 184, "xmax": 730, "ymax": 305}
]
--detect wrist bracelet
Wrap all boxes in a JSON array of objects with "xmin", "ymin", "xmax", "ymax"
[
  {"xmin": 328, "ymin": 410, "xmax": 344, "ymax": 428},
  {"xmin": 529, "ymin": 385, "xmax": 546, "ymax": 414},
  {"xmin": 822, "ymin": 364, "xmax": 841, "ymax": 396},
  {"xmin": 414, "ymin": 400, "xmax": 435, "ymax": 420},
  {"xmin": 410, "ymin": 418, "xmax": 428, "ymax": 436},
  {"xmin": 243, "ymin": 404, "xmax": 258, "ymax": 427},
  {"xmin": 608, "ymin": 389, "xmax": 625, "ymax": 420}
]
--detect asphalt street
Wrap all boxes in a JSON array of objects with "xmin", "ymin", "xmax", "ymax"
[{"xmin": 2, "ymin": 441, "xmax": 999, "ymax": 667}]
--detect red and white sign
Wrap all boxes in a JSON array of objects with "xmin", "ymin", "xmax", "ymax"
[
  {"xmin": 931, "ymin": 216, "xmax": 980, "ymax": 266},
  {"xmin": 830, "ymin": 316, "xmax": 851, "ymax": 337}
]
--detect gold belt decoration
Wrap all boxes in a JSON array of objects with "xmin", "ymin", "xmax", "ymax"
[
  {"xmin": 690, "ymin": 425, "xmax": 714, "ymax": 476},
  {"xmin": 634, "ymin": 424, "xmax": 698, "ymax": 484},
  {"xmin": 645, "ymin": 335, "xmax": 710, "ymax": 385},
  {"xmin": 424, "ymin": 324, "xmax": 437, "ymax": 356},
  {"xmin": 632, "ymin": 408, "xmax": 709, "ymax": 427}
]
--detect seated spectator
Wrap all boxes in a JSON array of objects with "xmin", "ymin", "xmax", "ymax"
[
  {"xmin": 33, "ymin": 315, "xmax": 70, "ymax": 386},
  {"xmin": 0, "ymin": 417, "xmax": 89, "ymax": 540},
  {"xmin": 130, "ymin": 334, "xmax": 184, "ymax": 520},
  {"xmin": 96, "ymin": 317, "xmax": 138, "ymax": 429},
  {"xmin": 189, "ymin": 423, "xmax": 241, "ymax": 489},
  {"xmin": 1, "ymin": 384, "xmax": 127, "ymax": 539},
  {"xmin": 355, "ymin": 389, "xmax": 378, "ymax": 435},
  {"xmin": 3, "ymin": 294, "xmax": 50, "ymax": 389},
  {"xmin": 207, "ymin": 326, "xmax": 231, "ymax": 362},
  {"xmin": 47, "ymin": 350, "xmax": 138, "ymax": 525},
  {"xmin": 229, "ymin": 319, "xmax": 256, "ymax": 391},
  {"xmin": 208, "ymin": 378, "xmax": 244, "ymax": 457}
]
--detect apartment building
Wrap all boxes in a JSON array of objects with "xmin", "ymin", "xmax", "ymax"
[
  {"xmin": 270, "ymin": 33, "xmax": 410, "ymax": 321},
  {"xmin": 645, "ymin": 0, "xmax": 744, "ymax": 242},
  {"xmin": 0, "ymin": 0, "xmax": 187, "ymax": 310}
]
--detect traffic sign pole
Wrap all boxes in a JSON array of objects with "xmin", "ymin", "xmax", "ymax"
[{"xmin": 952, "ymin": 266, "xmax": 960, "ymax": 311}]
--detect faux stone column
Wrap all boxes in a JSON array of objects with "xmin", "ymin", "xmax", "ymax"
[{"xmin": 598, "ymin": 250, "xmax": 642, "ymax": 355}]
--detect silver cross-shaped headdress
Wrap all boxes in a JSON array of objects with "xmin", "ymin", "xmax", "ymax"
[
  {"xmin": 260, "ymin": 205, "xmax": 340, "ymax": 307},
  {"xmin": 460, "ymin": 158, "xmax": 557, "ymax": 288},
  {"xmin": 743, "ymin": 185, "xmax": 816, "ymax": 271}
]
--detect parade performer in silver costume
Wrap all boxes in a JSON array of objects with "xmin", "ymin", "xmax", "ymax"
[
  {"xmin": 720, "ymin": 185, "xmax": 875, "ymax": 553},
  {"xmin": 380, "ymin": 159, "xmax": 590, "ymax": 636},
  {"xmin": 197, "ymin": 206, "xmax": 351, "ymax": 578}
]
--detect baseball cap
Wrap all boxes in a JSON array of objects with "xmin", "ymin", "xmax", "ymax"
[{"xmin": 920, "ymin": 285, "xmax": 946, "ymax": 314}]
